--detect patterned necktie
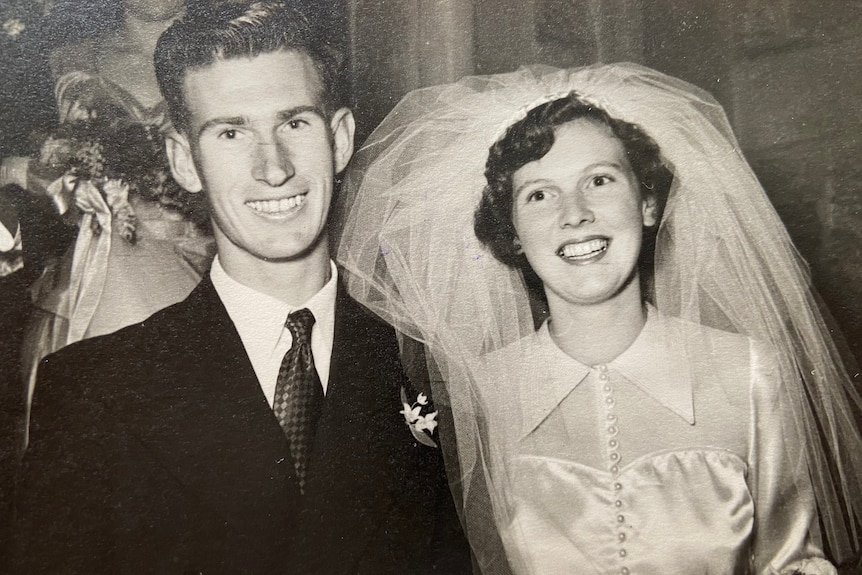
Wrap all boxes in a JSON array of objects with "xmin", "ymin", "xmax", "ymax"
[{"xmin": 272, "ymin": 308, "xmax": 324, "ymax": 494}]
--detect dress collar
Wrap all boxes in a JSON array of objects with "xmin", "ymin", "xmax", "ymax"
[{"xmin": 521, "ymin": 305, "xmax": 695, "ymax": 438}]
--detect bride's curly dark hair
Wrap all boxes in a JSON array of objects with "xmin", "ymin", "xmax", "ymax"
[{"xmin": 474, "ymin": 92, "xmax": 673, "ymax": 283}]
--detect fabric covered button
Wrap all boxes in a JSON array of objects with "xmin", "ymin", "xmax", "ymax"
[
  {"xmin": 616, "ymin": 514, "xmax": 625, "ymax": 523},
  {"xmin": 614, "ymin": 499, "xmax": 623, "ymax": 507},
  {"xmin": 614, "ymin": 482, "xmax": 622, "ymax": 491},
  {"xmin": 618, "ymin": 532, "xmax": 626, "ymax": 542},
  {"xmin": 621, "ymin": 568, "xmax": 629, "ymax": 575},
  {"xmin": 619, "ymin": 549, "xmax": 627, "ymax": 558}
]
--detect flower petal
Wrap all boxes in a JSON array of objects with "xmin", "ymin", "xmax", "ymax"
[{"xmin": 400, "ymin": 404, "xmax": 421, "ymax": 423}]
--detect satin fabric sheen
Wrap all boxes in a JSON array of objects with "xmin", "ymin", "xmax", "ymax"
[{"xmin": 479, "ymin": 309, "xmax": 835, "ymax": 575}]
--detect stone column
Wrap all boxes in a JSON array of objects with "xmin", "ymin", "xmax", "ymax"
[
  {"xmin": 416, "ymin": 0, "xmax": 475, "ymax": 86},
  {"xmin": 347, "ymin": 0, "xmax": 475, "ymax": 140}
]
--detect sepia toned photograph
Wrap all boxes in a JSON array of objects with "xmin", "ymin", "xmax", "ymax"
[{"xmin": 1, "ymin": 1, "xmax": 861, "ymax": 573}]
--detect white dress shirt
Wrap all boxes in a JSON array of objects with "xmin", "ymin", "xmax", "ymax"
[{"xmin": 210, "ymin": 255, "xmax": 337, "ymax": 406}]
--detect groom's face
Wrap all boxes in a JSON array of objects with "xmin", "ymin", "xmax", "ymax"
[{"xmin": 167, "ymin": 49, "xmax": 355, "ymax": 267}]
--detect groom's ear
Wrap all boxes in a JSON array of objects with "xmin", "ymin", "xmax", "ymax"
[
  {"xmin": 165, "ymin": 132, "xmax": 203, "ymax": 194},
  {"xmin": 330, "ymin": 107, "xmax": 355, "ymax": 174}
]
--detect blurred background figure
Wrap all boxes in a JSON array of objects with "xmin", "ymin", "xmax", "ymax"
[
  {"xmin": 0, "ymin": 0, "xmax": 67, "ymax": 565},
  {"xmin": 0, "ymin": 6, "xmax": 213, "ymax": 560},
  {"xmin": 11, "ymin": 0, "xmax": 214, "ymax": 445}
]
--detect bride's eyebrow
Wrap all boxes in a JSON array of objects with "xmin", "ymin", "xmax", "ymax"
[
  {"xmin": 584, "ymin": 161, "xmax": 625, "ymax": 171},
  {"xmin": 513, "ymin": 178, "xmax": 552, "ymax": 195}
]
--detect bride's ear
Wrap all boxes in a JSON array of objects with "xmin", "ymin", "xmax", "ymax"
[
  {"xmin": 166, "ymin": 133, "xmax": 203, "ymax": 194},
  {"xmin": 642, "ymin": 193, "xmax": 658, "ymax": 227}
]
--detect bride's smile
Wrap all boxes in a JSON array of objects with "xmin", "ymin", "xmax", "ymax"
[{"xmin": 511, "ymin": 118, "xmax": 657, "ymax": 309}]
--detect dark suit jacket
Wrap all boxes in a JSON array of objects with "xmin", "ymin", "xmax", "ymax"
[{"xmin": 10, "ymin": 276, "xmax": 470, "ymax": 574}]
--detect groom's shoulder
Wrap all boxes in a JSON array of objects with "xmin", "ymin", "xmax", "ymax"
[
  {"xmin": 335, "ymin": 282, "xmax": 401, "ymax": 346},
  {"xmin": 39, "ymin": 281, "xmax": 215, "ymax": 385}
]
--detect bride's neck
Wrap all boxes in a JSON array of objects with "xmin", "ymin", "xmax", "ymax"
[{"xmin": 546, "ymin": 280, "xmax": 647, "ymax": 366}]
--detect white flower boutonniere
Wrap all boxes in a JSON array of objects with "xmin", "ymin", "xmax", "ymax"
[{"xmin": 400, "ymin": 387, "xmax": 438, "ymax": 448}]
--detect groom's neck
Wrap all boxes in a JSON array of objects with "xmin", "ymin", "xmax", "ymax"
[{"xmin": 217, "ymin": 238, "xmax": 333, "ymax": 307}]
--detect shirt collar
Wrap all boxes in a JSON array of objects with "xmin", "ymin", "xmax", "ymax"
[
  {"xmin": 522, "ymin": 305, "xmax": 695, "ymax": 438},
  {"xmin": 210, "ymin": 255, "xmax": 338, "ymax": 353}
]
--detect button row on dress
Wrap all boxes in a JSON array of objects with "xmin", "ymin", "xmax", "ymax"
[
  {"xmin": 597, "ymin": 364, "xmax": 629, "ymax": 573},
  {"xmin": 597, "ymin": 364, "xmax": 621, "ymax": 478},
  {"xmin": 613, "ymin": 492, "xmax": 627, "ymax": 561}
]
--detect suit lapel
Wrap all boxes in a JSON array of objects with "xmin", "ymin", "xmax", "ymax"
[
  {"xmin": 130, "ymin": 277, "xmax": 299, "ymax": 527},
  {"xmin": 125, "ymin": 278, "xmax": 444, "ymax": 571},
  {"xmin": 298, "ymin": 284, "xmax": 409, "ymax": 572}
]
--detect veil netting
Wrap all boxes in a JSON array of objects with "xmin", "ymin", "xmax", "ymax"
[{"xmin": 333, "ymin": 63, "xmax": 862, "ymax": 573}]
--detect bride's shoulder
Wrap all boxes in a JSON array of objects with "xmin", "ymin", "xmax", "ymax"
[
  {"xmin": 656, "ymin": 312, "xmax": 779, "ymax": 402},
  {"xmin": 475, "ymin": 330, "xmax": 548, "ymax": 397},
  {"xmin": 656, "ymin": 311, "xmax": 753, "ymax": 357}
]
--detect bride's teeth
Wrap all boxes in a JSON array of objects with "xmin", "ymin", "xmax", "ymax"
[
  {"xmin": 248, "ymin": 194, "xmax": 306, "ymax": 213},
  {"xmin": 560, "ymin": 239, "xmax": 608, "ymax": 259}
]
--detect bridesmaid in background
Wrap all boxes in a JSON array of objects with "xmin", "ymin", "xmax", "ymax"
[{"xmin": 18, "ymin": 0, "xmax": 214, "ymax": 440}]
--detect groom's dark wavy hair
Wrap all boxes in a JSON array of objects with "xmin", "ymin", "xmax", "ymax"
[{"xmin": 154, "ymin": 1, "xmax": 343, "ymax": 134}]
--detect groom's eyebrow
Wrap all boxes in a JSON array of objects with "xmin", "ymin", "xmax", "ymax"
[
  {"xmin": 196, "ymin": 106, "xmax": 327, "ymax": 138},
  {"xmin": 276, "ymin": 105, "xmax": 325, "ymax": 121},
  {"xmin": 197, "ymin": 116, "xmax": 246, "ymax": 138}
]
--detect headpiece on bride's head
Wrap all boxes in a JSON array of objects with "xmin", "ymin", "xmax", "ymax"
[{"xmin": 334, "ymin": 64, "xmax": 862, "ymax": 571}]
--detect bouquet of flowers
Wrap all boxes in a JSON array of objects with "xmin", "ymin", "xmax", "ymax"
[{"xmin": 36, "ymin": 116, "xmax": 195, "ymax": 244}]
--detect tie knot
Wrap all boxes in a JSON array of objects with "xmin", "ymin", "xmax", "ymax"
[{"xmin": 285, "ymin": 308, "xmax": 315, "ymax": 344}]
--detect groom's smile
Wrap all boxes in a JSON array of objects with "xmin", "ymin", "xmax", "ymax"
[
  {"xmin": 167, "ymin": 49, "xmax": 354, "ymax": 268},
  {"xmin": 245, "ymin": 192, "xmax": 308, "ymax": 218}
]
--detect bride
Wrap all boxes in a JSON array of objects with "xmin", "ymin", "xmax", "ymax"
[{"xmin": 335, "ymin": 64, "xmax": 862, "ymax": 573}]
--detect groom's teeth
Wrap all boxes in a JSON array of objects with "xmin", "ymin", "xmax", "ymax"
[
  {"xmin": 559, "ymin": 239, "xmax": 608, "ymax": 259},
  {"xmin": 247, "ymin": 194, "xmax": 306, "ymax": 213}
]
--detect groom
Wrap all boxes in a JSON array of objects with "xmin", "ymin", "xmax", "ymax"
[{"xmin": 11, "ymin": 2, "xmax": 470, "ymax": 573}]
